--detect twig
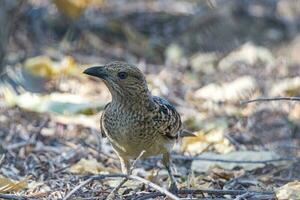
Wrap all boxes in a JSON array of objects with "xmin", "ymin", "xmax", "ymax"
[
  {"xmin": 107, "ymin": 150, "xmax": 146, "ymax": 199},
  {"xmin": 179, "ymin": 198, "xmax": 227, "ymax": 200},
  {"xmin": 53, "ymin": 164, "xmax": 72, "ymax": 173},
  {"xmin": 131, "ymin": 150, "xmax": 146, "ymax": 172},
  {"xmin": 63, "ymin": 177, "xmax": 94, "ymax": 200},
  {"xmin": 70, "ymin": 173, "xmax": 180, "ymax": 200},
  {"xmin": 0, "ymin": 154, "xmax": 5, "ymax": 167},
  {"xmin": 134, "ymin": 189, "xmax": 275, "ymax": 200},
  {"xmin": 91, "ymin": 173, "xmax": 128, "ymax": 180},
  {"xmin": 5, "ymin": 141, "xmax": 35, "ymax": 151},
  {"xmin": 128, "ymin": 174, "xmax": 180, "ymax": 200},
  {"xmin": 31, "ymin": 117, "xmax": 50, "ymax": 141},
  {"xmin": 241, "ymin": 97, "xmax": 300, "ymax": 105},
  {"xmin": 67, "ymin": 173, "xmax": 276, "ymax": 200},
  {"xmin": 169, "ymin": 189, "xmax": 274, "ymax": 196},
  {"xmin": 133, "ymin": 192, "xmax": 163, "ymax": 200},
  {"xmin": 5, "ymin": 118, "xmax": 49, "ymax": 151},
  {"xmin": 234, "ymin": 192, "xmax": 253, "ymax": 200},
  {"xmin": 0, "ymin": 193, "xmax": 28, "ymax": 200},
  {"xmin": 173, "ymin": 155, "xmax": 298, "ymax": 163},
  {"xmin": 224, "ymin": 133, "xmax": 243, "ymax": 151}
]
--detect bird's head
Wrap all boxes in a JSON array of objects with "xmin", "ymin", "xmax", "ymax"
[{"xmin": 83, "ymin": 61, "xmax": 150, "ymax": 101}]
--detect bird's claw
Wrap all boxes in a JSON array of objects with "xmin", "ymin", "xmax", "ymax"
[{"xmin": 168, "ymin": 182, "xmax": 179, "ymax": 194}]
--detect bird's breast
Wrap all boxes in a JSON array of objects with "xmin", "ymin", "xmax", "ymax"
[{"xmin": 101, "ymin": 107, "xmax": 171, "ymax": 157}]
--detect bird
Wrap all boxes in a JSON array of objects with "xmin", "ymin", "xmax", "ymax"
[{"xmin": 83, "ymin": 61, "xmax": 187, "ymax": 191}]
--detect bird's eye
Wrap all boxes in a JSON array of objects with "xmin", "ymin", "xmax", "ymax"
[{"xmin": 118, "ymin": 72, "xmax": 128, "ymax": 79}]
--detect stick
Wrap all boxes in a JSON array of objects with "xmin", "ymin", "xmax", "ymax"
[
  {"xmin": 0, "ymin": 154, "xmax": 5, "ymax": 168},
  {"xmin": 128, "ymin": 175, "xmax": 180, "ymax": 200},
  {"xmin": 168, "ymin": 189, "xmax": 274, "ymax": 196},
  {"xmin": 70, "ymin": 173, "xmax": 180, "ymax": 200},
  {"xmin": 173, "ymin": 155, "xmax": 298, "ymax": 163},
  {"xmin": 68, "ymin": 173, "xmax": 275, "ymax": 200},
  {"xmin": 233, "ymin": 192, "xmax": 252, "ymax": 200},
  {"xmin": 6, "ymin": 141, "xmax": 35, "ymax": 151},
  {"xmin": 91, "ymin": 173, "xmax": 128, "ymax": 180},
  {"xmin": 134, "ymin": 189, "xmax": 275, "ymax": 200},
  {"xmin": 63, "ymin": 177, "xmax": 94, "ymax": 200},
  {"xmin": 241, "ymin": 97, "xmax": 300, "ymax": 105},
  {"xmin": 0, "ymin": 193, "xmax": 28, "ymax": 200}
]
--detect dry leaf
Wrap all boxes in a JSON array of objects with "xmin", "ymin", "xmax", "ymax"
[
  {"xmin": 181, "ymin": 132, "xmax": 210, "ymax": 154},
  {"xmin": 52, "ymin": 115, "xmax": 99, "ymax": 129},
  {"xmin": 276, "ymin": 181, "xmax": 300, "ymax": 200},
  {"xmin": 3, "ymin": 90, "xmax": 105, "ymax": 115},
  {"xmin": 165, "ymin": 43, "xmax": 184, "ymax": 65},
  {"xmin": 183, "ymin": 173, "xmax": 211, "ymax": 189},
  {"xmin": 181, "ymin": 118, "xmax": 233, "ymax": 155},
  {"xmin": 147, "ymin": 74, "xmax": 169, "ymax": 96},
  {"xmin": 105, "ymin": 179, "xmax": 140, "ymax": 193},
  {"xmin": 53, "ymin": 0, "xmax": 105, "ymax": 19},
  {"xmin": 24, "ymin": 56, "xmax": 54, "ymax": 77},
  {"xmin": 69, "ymin": 158, "xmax": 106, "ymax": 174},
  {"xmin": 53, "ymin": 0, "xmax": 91, "ymax": 19},
  {"xmin": 194, "ymin": 76, "xmax": 259, "ymax": 102},
  {"xmin": 269, "ymin": 77, "xmax": 300, "ymax": 96},
  {"xmin": 190, "ymin": 52, "xmax": 218, "ymax": 74},
  {"xmin": 218, "ymin": 42, "xmax": 274, "ymax": 70},
  {"xmin": 0, "ymin": 176, "xmax": 27, "ymax": 193},
  {"xmin": 25, "ymin": 181, "xmax": 51, "ymax": 198},
  {"xmin": 24, "ymin": 56, "xmax": 78, "ymax": 78},
  {"xmin": 211, "ymin": 168, "xmax": 236, "ymax": 180},
  {"xmin": 191, "ymin": 151, "xmax": 285, "ymax": 172}
]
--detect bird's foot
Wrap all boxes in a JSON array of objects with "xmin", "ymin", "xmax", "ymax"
[{"xmin": 168, "ymin": 182, "xmax": 179, "ymax": 194}]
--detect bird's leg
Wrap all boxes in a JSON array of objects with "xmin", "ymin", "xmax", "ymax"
[
  {"xmin": 108, "ymin": 151, "xmax": 145, "ymax": 199},
  {"xmin": 163, "ymin": 152, "xmax": 178, "ymax": 193},
  {"xmin": 119, "ymin": 155, "xmax": 130, "ymax": 175},
  {"xmin": 106, "ymin": 155, "xmax": 130, "ymax": 199}
]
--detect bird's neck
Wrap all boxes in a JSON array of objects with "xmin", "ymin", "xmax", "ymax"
[{"xmin": 111, "ymin": 90, "xmax": 155, "ymax": 110}]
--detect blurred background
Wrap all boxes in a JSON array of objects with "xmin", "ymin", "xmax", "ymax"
[{"xmin": 0, "ymin": 0, "xmax": 300, "ymax": 199}]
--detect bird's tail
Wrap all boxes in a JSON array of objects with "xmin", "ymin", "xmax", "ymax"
[{"xmin": 179, "ymin": 129, "xmax": 196, "ymax": 137}]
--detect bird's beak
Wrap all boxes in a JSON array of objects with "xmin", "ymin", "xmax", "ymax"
[{"xmin": 83, "ymin": 66, "xmax": 107, "ymax": 79}]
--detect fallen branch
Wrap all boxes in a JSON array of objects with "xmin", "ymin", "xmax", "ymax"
[
  {"xmin": 63, "ymin": 177, "xmax": 94, "ymax": 200},
  {"xmin": 0, "ymin": 154, "xmax": 5, "ymax": 168},
  {"xmin": 129, "ymin": 174, "xmax": 180, "ymax": 200},
  {"xmin": 179, "ymin": 189, "xmax": 274, "ymax": 195},
  {"xmin": 133, "ymin": 189, "xmax": 275, "ymax": 200},
  {"xmin": 240, "ymin": 97, "xmax": 300, "ymax": 105},
  {"xmin": 0, "ymin": 193, "xmax": 28, "ymax": 200},
  {"xmin": 234, "ymin": 192, "xmax": 252, "ymax": 200},
  {"xmin": 64, "ymin": 172, "xmax": 180, "ymax": 200},
  {"xmin": 5, "ymin": 141, "xmax": 35, "ymax": 151},
  {"xmin": 173, "ymin": 155, "xmax": 298, "ymax": 163},
  {"xmin": 63, "ymin": 174, "xmax": 127, "ymax": 200}
]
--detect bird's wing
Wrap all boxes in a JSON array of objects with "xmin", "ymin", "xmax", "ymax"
[
  {"xmin": 152, "ymin": 96, "xmax": 182, "ymax": 139},
  {"xmin": 100, "ymin": 103, "xmax": 110, "ymax": 138}
]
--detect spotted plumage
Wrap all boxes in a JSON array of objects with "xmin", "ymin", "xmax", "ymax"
[
  {"xmin": 152, "ymin": 96, "xmax": 182, "ymax": 139},
  {"xmin": 84, "ymin": 61, "xmax": 184, "ymax": 191}
]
